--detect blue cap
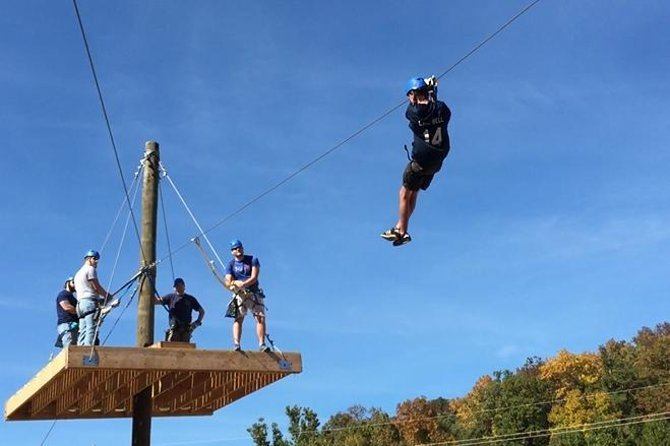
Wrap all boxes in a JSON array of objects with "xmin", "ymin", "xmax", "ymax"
[
  {"xmin": 230, "ymin": 239, "xmax": 243, "ymax": 250},
  {"xmin": 84, "ymin": 250, "xmax": 100, "ymax": 260},
  {"xmin": 405, "ymin": 77, "xmax": 427, "ymax": 94}
]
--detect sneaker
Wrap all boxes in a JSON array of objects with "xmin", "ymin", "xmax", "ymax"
[
  {"xmin": 380, "ymin": 227, "xmax": 401, "ymax": 241},
  {"xmin": 392, "ymin": 232, "xmax": 412, "ymax": 246},
  {"xmin": 233, "ymin": 344, "xmax": 241, "ymax": 352},
  {"xmin": 259, "ymin": 344, "xmax": 271, "ymax": 353}
]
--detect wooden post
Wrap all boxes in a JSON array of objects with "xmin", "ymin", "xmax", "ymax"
[{"xmin": 133, "ymin": 140, "xmax": 160, "ymax": 445}]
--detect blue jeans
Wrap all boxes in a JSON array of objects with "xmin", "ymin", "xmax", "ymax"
[
  {"xmin": 57, "ymin": 322, "xmax": 79, "ymax": 348},
  {"xmin": 77, "ymin": 299, "xmax": 98, "ymax": 346}
]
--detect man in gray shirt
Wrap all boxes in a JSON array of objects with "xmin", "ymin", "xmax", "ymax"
[{"xmin": 74, "ymin": 250, "xmax": 110, "ymax": 346}]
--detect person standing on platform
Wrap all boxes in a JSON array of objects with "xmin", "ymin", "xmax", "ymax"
[
  {"xmin": 74, "ymin": 250, "xmax": 110, "ymax": 346},
  {"xmin": 224, "ymin": 239, "xmax": 269, "ymax": 352},
  {"xmin": 55, "ymin": 277, "xmax": 78, "ymax": 348},
  {"xmin": 157, "ymin": 277, "xmax": 205, "ymax": 342}
]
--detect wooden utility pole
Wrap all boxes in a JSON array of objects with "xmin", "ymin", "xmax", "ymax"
[{"xmin": 133, "ymin": 140, "xmax": 160, "ymax": 445}]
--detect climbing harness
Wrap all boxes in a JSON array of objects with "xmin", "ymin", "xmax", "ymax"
[
  {"xmin": 224, "ymin": 286, "xmax": 267, "ymax": 320},
  {"xmin": 54, "ymin": 322, "xmax": 79, "ymax": 348},
  {"xmin": 164, "ymin": 320, "xmax": 200, "ymax": 342}
]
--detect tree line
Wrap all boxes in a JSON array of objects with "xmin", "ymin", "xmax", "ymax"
[{"xmin": 249, "ymin": 323, "xmax": 670, "ymax": 445}]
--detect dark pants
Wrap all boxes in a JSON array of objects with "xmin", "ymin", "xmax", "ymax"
[{"xmin": 165, "ymin": 323, "xmax": 191, "ymax": 342}]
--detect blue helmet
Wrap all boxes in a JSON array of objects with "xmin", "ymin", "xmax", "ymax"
[
  {"xmin": 230, "ymin": 239, "xmax": 243, "ymax": 250},
  {"xmin": 84, "ymin": 249, "xmax": 100, "ymax": 260},
  {"xmin": 405, "ymin": 77, "xmax": 427, "ymax": 94}
]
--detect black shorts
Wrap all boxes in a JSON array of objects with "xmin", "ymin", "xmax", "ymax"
[{"xmin": 402, "ymin": 160, "xmax": 443, "ymax": 191}]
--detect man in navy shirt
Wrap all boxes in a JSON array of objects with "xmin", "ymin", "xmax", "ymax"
[
  {"xmin": 381, "ymin": 75, "xmax": 451, "ymax": 246},
  {"xmin": 55, "ymin": 277, "xmax": 78, "ymax": 348},
  {"xmin": 224, "ymin": 239, "xmax": 269, "ymax": 352},
  {"xmin": 157, "ymin": 278, "xmax": 205, "ymax": 342}
]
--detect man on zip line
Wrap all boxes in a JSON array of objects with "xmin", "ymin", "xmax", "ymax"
[{"xmin": 381, "ymin": 75, "xmax": 452, "ymax": 246}]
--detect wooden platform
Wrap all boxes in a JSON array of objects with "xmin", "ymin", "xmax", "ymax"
[{"xmin": 5, "ymin": 344, "xmax": 302, "ymax": 421}]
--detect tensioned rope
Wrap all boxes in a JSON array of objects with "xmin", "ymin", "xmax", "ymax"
[
  {"xmin": 298, "ymin": 379, "xmax": 670, "ymax": 438},
  {"xmin": 71, "ymin": 0, "xmax": 147, "ymax": 264},
  {"xmin": 99, "ymin": 161, "xmax": 144, "ymax": 255},
  {"xmin": 415, "ymin": 411, "xmax": 670, "ymax": 446},
  {"xmin": 90, "ymin": 166, "xmax": 144, "ymax": 357},
  {"xmin": 150, "ymin": 0, "xmax": 544, "ymax": 268},
  {"xmin": 159, "ymin": 163, "xmax": 227, "ymax": 268},
  {"xmin": 159, "ymin": 180, "xmax": 176, "ymax": 282}
]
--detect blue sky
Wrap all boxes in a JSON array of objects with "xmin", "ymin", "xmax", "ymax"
[{"xmin": 1, "ymin": 0, "xmax": 669, "ymax": 444}]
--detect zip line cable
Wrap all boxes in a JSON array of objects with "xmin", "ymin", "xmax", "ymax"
[
  {"xmin": 71, "ymin": 0, "xmax": 147, "ymax": 264},
  {"xmin": 414, "ymin": 411, "xmax": 670, "ymax": 446},
  {"xmin": 298, "ymin": 380, "xmax": 670, "ymax": 438},
  {"xmin": 151, "ymin": 0, "xmax": 544, "ymax": 267}
]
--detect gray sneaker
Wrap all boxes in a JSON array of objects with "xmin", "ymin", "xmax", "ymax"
[
  {"xmin": 392, "ymin": 232, "xmax": 412, "ymax": 247},
  {"xmin": 259, "ymin": 344, "xmax": 271, "ymax": 353},
  {"xmin": 380, "ymin": 227, "xmax": 401, "ymax": 241},
  {"xmin": 233, "ymin": 344, "xmax": 241, "ymax": 352}
]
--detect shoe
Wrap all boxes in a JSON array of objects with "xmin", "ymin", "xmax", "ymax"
[
  {"xmin": 259, "ymin": 344, "xmax": 271, "ymax": 353},
  {"xmin": 380, "ymin": 227, "xmax": 401, "ymax": 241},
  {"xmin": 392, "ymin": 232, "xmax": 412, "ymax": 246},
  {"xmin": 233, "ymin": 344, "xmax": 241, "ymax": 352}
]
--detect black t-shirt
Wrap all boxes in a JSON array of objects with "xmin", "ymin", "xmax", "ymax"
[
  {"xmin": 161, "ymin": 293, "xmax": 202, "ymax": 325},
  {"xmin": 405, "ymin": 99, "xmax": 451, "ymax": 168},
  {"xmin": 56, "ymin": 290, "xmax": 78, "ymax": 325}
]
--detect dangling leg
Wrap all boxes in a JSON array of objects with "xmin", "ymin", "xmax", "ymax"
[{"xmin": 396, "ymin": 185, "xmax": 419, "ymax": 236}]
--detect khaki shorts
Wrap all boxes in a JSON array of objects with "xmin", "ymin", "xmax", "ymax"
[{"xmin": 233, "ymin": 290, "xmax": 265, "ymax": 318}]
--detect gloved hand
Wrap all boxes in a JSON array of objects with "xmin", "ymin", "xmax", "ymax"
[
  {"xmin": 424, "ymin": 75, "xmax": 438, "ymax": 88},
  {"xmin": 190, "ymin": 321, "xmax": 202, "ymax": 331}
]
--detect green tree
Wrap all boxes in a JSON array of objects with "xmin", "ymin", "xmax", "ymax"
[
  {"xmin": 491, "ymin": 357, "xmax": 551, "ymax": 445},
  {"xmin": 322, "ymin": 405, "xmax": 400, "ymax": 446},
  {"xmin": 394, "ymin": 397, "xmax": 459, "ymax": 445}
]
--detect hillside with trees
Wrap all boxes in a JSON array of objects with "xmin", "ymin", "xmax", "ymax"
[{"xmin": 248, "ymin": 323, "xmax": 670, "ymax": 445}]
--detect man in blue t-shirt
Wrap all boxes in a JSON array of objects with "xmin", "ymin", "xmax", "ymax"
[
  {"xmin": 156, "ymin": 278, "xmax": 205, "ymax": 342},
  {"xmin": 224, "ymin": 239, "xmax": 269, "ymax": 352},
  {"xmin": 55, "ymin": 277, "xmax": 78, "ymax": 348},
  {"xmin": 381, "ymin": 75, "xmax": 451, "ymax": 247}
]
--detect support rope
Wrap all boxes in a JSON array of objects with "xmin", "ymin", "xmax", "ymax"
[
  {"xmin": 159, "ymin": 180, "xmax": 176, "ymax": 282},
  {"xmin": 159, "ymin": 163, "xmax": 226, "ymax": 268},
  {"xmin": 71, "ymin": 0, "xmax": 147, "ymax": 264},
  {"xmin": 99, "ymin": 161, "xmax": 143, "ymax": 255}
]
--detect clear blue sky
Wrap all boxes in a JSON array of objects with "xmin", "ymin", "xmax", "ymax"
[{"xmin": 1, "ymin": 0, "xmax": 669, "ymax": 444}]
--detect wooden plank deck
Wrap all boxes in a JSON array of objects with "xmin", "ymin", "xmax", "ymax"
[{"xmin": 5, "ymin": 344, "xmax": 301, "ymax": 421}]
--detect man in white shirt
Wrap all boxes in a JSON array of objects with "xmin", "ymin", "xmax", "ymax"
[{"xmin": 74, "ymin": 250, "xmax": 110, "ymax": 346}]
